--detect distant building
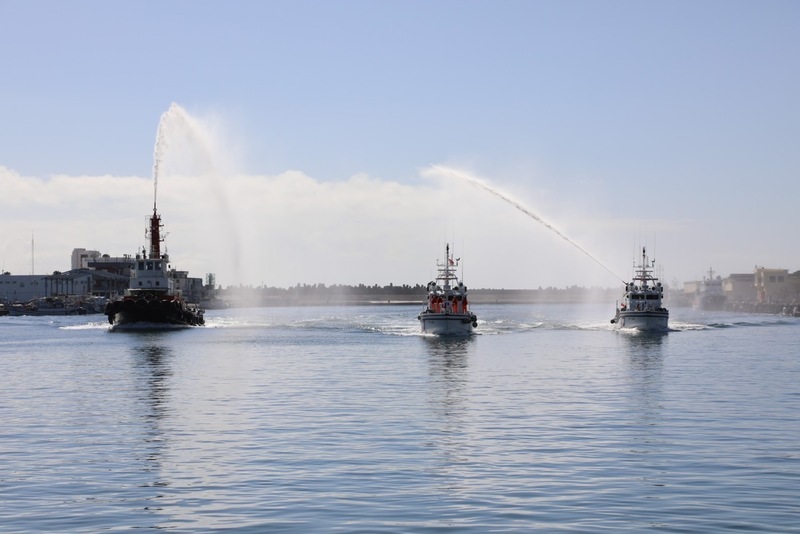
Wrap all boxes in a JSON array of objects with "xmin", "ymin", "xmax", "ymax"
[
  {"xmin": 71, "ymin": 248, "xmax": 101, "ymax": 270},
  {"xmin": 83, "ymin": 269, "xmax": 131, "ymax": 299},
  {"xmin": 0, "ymin": 273, "xmax": 47, "ymax": 302},
  {"xmin": 791, "ymin": 271, "xmax": 800, "ymax": 302},
  {"xmin": 723, "ymin": 273, "xmax": 757, "ymax": 303},
  {"xmin": 87, "ymin": 254, "xmax": 135, "ymax": 277},
  {"xmin": 754, "ymin": 267, "xmax": 791, "ymax": 304},
  {"xmin": 683, "ymin": 280, "xmax": 700, "ymax": 294},
  {"xmin": 1, "ymin": 248, "xmax": 205, "ymax": 303},
  {"xmin": 1, "ymin": 270, "xmax": 90, "ymax": 301},
  {"xmin": 171, "ymin": 270, "xmax": 205, "ymax": 303}
]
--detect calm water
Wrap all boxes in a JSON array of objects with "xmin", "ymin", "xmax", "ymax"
[{"xmin": 1, "ymin": 303, "xmax": 798, "ymax": 533}]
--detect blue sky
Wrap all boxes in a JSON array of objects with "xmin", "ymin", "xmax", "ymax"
[{"xmin": 1, "ymin": 1, "xmax": 798, "ymax": 289}]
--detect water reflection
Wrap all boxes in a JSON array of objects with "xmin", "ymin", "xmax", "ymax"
[
  {"xmin": 618, "ymin": 330, "xmax": 668, "ymax": 490},
  {"xmin": 132, "ymin": 340, "xmax": 173, "ymax": 421},
  {"xmin": 620, "ymin": 331, "xmax": 665, "ymax": 406},
  {"xmin": 422, "ymin": 336, "xmax": 474, "ymax": 483},
  {"xmin": 621, "ymin": 331, "xmax": 666, "ymax": 370},
  {"xmin": 129, "ymin": 335, "xmax": 174, "ymax": 514},
  {"xmin": 423, "ymin": 336, "xmax": 472, "ymax": 392}
]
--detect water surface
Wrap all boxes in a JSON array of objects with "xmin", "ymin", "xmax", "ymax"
[{"xmin": 1, "ymin": 304, "xmax": 798, "ymax": 532}]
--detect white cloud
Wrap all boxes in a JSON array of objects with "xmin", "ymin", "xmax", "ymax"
[
  {"xmin": 3, "ymin": 103, "xmax": 795, "ymax": 289},
  {"xmin": 0, "ymin": 162, "xmax": 639, "ymax": 288}
]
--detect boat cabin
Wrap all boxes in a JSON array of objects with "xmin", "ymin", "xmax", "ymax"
[{"xmin": 130, "ymin": 250, "xmax": 174, "ymax": 293}]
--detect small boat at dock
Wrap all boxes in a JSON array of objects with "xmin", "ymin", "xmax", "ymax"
[
  {"xmin": 611, "ymin": 247, "xmax": 669, "ymax": 331},
  {"xmin": 8, "ymin": 296, "xmax": 88, "ymax": 316},
  {"xmin": 418, "ymin": 244, "xmax": 477, "ymax": 336}
]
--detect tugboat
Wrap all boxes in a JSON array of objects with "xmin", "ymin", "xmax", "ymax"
[
  {"xmin": 104, "ymin": 205, "xmax": 204, "ymax": 329},
  {"xmin": 610, "ymin": 246, "xmax": 668, "ymax": 331},
  {"xmin": 418, "ymin": 244, "xmax": 477, "ymax": 336}
]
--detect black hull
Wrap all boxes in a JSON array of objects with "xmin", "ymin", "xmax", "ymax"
[{"xmin": 105, "ymin": 297, "xmax": 204, "ymax": 328}]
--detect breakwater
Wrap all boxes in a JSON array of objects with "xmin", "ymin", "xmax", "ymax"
[{"xmin": 724, "ymin": 301, "xmax": 800, "ymax": 316}]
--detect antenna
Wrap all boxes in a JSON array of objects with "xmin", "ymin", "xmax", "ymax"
[
  {"xmin": 653, "ymin": 233, "xmax": 657, "ymax": 265},
  {"xmin": 460, "ymin": 240, "xmax": 465, "ymax": 281}
]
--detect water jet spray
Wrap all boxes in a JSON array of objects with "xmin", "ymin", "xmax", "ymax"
[
  {"xmin": 147, "ymin": 102, "xmax": 244, "ymax": 285},
  {"xmin": 428, "ymin": 165, "xmax": 626, "ymax": 284}
]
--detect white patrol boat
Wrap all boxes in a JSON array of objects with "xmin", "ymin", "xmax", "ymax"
[
  {"xmin": 418, "ymin": 244, "xmax": 477, "ymax": 336},
  {"xmin": 611, "ymin": 246, "xmax": 669, "ymax": 331}
]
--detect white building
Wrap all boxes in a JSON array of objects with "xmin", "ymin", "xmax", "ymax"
[{"xmin": 71, "ymin": 248, "xmax": 101, "ymax": 270}]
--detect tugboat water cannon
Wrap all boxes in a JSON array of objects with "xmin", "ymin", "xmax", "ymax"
[{"xmin": 104, "ymin": 134, "xmax": 205, "ymax": 328}]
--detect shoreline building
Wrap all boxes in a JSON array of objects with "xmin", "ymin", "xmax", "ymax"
[
  {"xmin": 723, "ymin": 273, "xmax": 757, "ymax": 304},
  {"xmin": 1, "ymin": 248, "xmax": 205, "ymax": 305},
  {"xmin": 754, "ymin": 267, "xmax": 792, "ymax": 304}
]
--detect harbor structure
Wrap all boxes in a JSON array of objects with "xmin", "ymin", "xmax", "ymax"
[
  {"xmin": 1, "ymin": 248, "xmax": 205, "ymax": 309},
  {"xmin": 723, "ymin": 273, "xmax": 757, "ymax": 303},
  {"xmin": 754, "ymin": 267, "xmax": 792, "ymax": 304},
  {"xmin": 71, "ymin": 248, "xmax": 102, "ymax": 270}
]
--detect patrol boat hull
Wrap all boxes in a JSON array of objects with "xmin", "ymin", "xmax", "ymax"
[
  {"xmin": 419, "ymin": 312, "xmax": 477, "ymax": 336},
  {"xmin": 613, "ymin": 310, "xmax": 669, "ymax": 331}
]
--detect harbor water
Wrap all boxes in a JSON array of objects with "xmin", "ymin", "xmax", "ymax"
[{"xmin": 1, "ymin": 303, "xmax": 798, "ymax": 532}]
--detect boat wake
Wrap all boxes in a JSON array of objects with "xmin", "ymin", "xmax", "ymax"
[
  {"xmin": 95, "ymin": 307, "xmax": 798, "ymax": 337},
  {"xmin": 203, "ymin": 311, "xmax": 634, "ymax": 336},
  {"xmin": 201, "ymin": 312, "xmax": 424, "ymax": 337},
  {"xmin": 664, "ymin": 316, "xmax": 799, "ymax": 332},
  {"xmin": 60, "ymin": 321, "xmax": 111, "ymax": 331}
]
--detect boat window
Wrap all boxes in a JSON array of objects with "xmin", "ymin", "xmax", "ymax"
[
  {"xmin": 646, "ymin": 294, "xmax": 659, "ymax": 300},
  {"xmin": 156, "ymin": 281, "xmax": 160, "ymax": 286},
  {"xmin": 138, "ymin": 261, "xmax": 145, "ymax": 270},
  {"xmin": 146, "ymin": 262, "xmax": 154, "ymax": 270},
  {"xmin": 155, "ymin": 261, "xmax": 162, "ymax": 270}
]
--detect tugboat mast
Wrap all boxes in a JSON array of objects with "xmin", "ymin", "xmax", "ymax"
[
  {"xmin": 147, "ymin": 177, "xmax": 164, "ymax": 261},
  {"xmin": 147, "ymin": 209, "xmax": 163, "ymax": 260}
]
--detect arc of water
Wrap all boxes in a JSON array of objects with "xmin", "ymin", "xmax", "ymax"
[
  {"xmin": 429, "ymin": 165, "xmax": 626, "ymax": 284},
  {"xmin": 146, "ymin": 102, "xmax": 243, "ymax": 284},
  {"xmin": 152, "ymin": 108, "xmax": 171, "ymax": 211}
]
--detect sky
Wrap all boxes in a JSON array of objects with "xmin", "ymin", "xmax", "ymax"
[{"xmin": 1, "ymin": 1, "xmax": 798, "ymax": 290}]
